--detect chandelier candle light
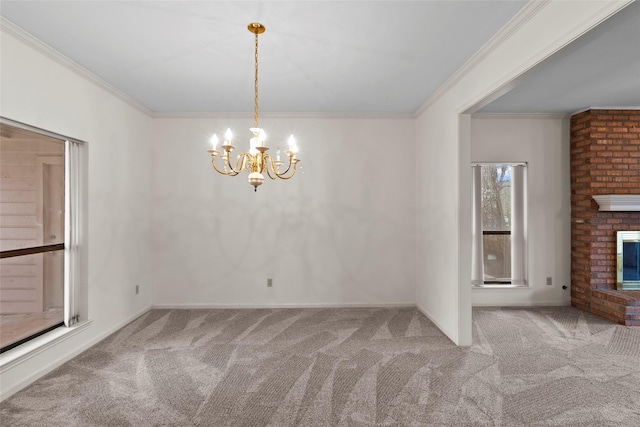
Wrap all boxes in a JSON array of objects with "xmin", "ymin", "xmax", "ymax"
[{"xmin": 208, "ymin": 22, "xmax": 300, "ymax": 191}]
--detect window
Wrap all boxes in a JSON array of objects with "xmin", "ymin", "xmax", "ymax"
[
  {"xmin": 0, "ymin": 118, "xmax": 84, "ymax": 353},
  {"xmin": 471, "ymin": 163, "xmax": 527, "ymax": 286}
]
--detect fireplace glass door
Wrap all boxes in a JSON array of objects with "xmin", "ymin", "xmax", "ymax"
[{"xmin": 617, "ymin": 231, "xmax": 640, "ymax": 290}]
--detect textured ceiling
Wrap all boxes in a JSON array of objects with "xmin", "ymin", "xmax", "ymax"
[{"xmin": 1, "ymin": 1, "xmax": 638, "ymax": 115}]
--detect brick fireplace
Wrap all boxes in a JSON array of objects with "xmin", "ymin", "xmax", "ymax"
[{"xmin": 570, "ymin": 109, "xmax": 640, "ymax": 326}]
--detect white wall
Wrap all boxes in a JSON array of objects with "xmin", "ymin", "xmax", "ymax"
[
  {"xmin": 0, "ymin": 0, "xmax": 631, "ymax": 398},
  {"xmin": 415, "ymin": 106, "xmax": 464, "ymax": 342},
  {"xmin": 0, "ymin": 21, "xmax": 153, "ymax": 398},
  {"xmin": 152, "ymin": 116, "xmax": 416, "ymax": 307},
  {"xmin": 415, "ymin": 0, "xmax": 631, "ymax": 345},
  {"xmin": 470, "ymin": 115, "xmax": 571, "ymax": 306}
]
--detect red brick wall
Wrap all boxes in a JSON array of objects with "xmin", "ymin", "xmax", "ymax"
[{"xmin": 570, "ymin": 109, "xmax": 640, "ymax": 314}]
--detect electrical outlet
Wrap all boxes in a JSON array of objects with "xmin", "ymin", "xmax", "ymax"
[
  {"xmin": 546, "ymin": 277, "xmax": 552, "ymax": 286},
  {"xmin": 267, "ymin": 278, "xmax": 273, "ymax": 288},
  {"xmin": 135, "ymin": 285, "xmax": 139, "ymax": 294}
]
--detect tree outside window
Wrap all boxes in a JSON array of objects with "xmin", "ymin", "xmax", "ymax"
[{"xmin": 481, "ymin": 165, "xmax": 512, "ymax": 281}]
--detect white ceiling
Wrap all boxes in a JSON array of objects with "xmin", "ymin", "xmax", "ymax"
[
  {"xmin": 479, "ymin": 1, "xmax": 640, "ymax": 114},
  {"xmin": 1, "ymin": 1, "xmax": 638, "ymax": 115}
]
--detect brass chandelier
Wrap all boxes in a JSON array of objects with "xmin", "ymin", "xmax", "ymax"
[{"xmin": 208, "ymin": 22, "xmax": 300, "ymax": 191}]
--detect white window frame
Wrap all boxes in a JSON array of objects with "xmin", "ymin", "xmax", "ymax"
[
  {"xmin": 0, "ymin": 117, "xmax": 87, "ymax": 351},
  {"xmin": 471, "ymin": 162, "xmax": 528, "ymax": 288}
]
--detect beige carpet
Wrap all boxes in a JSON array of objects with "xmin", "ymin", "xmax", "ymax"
[{"xmin": 1, "ymin": 306, "xmax": 639, "ymax": 426}]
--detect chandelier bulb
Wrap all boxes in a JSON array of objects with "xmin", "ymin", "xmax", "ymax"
[
  {"xmin": 224, "ymin": 128, "xmax": 233, "ymax": 142},
  {"xmin": 210, "ymin": 134, "xmax": 219, "ymax": 150},
  {"xmin": 288, "ymin": 135, "xmax": 298, "ymax": 154}
]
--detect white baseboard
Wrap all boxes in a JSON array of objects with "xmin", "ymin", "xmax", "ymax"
[
  {"xmin": 472, "ymin": 301, "xmax": 571, "ymax": 307},
  {"xmin": 0, "ymin": 305, "xmax": 151, "ymax": 402},
  {"xmin": 152, "ymin": 302, "xmax": 416, "ymax": 309},
  {"xmin": 415, "ymin": 302, "xmax": 458, "ymax": 345}
]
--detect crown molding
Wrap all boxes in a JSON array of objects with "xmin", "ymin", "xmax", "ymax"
[
  {"xmin": 415, "ymin": 0, "xmax": 551, "ymax": 116},
  {"xmin": 151, "ymin": 111, "xmax": 415, "ymax": 120},
  {"xmin": 151, "ymin": 112, "xmax": 254, "ymax": 119},
  {"xmin": 472, "ymin": 112, "xmax": 570, "ymax": 120},
  {"xmin": 1, "ymin": 17, "xmax": 153, "ymax": 117},
  {"xmin": 571, "ymin": 106, "xmax": 640, "ymax": 116}
]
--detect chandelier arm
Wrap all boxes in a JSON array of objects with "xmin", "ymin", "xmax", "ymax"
[
  {"xmin": 211, "ymin": 156, "xmax": 232, "ymax": 175},
  {"xmin": 227, "ymin": 153, "xmax": 239, "ymax": 173},
  {"xmin": 212, "ymin": 153, "xmax": 243, "ymax": 176},
  {"xmin": 260, "ymin": 154, "xmax": 268, "ymax": 173},
  {"xmin": 225, "ymin": 152, "xmax": 249, "ymax": 175},
  {"xmin": 273, "ymin": 162, "xmax": 299, "ymax": 180},
  {"xmin": 217, "ymin": 161, "xmax": 241, "ymax": 176},
  {"xmin": 237, "ymin": 153, "xmax": 248, "ymax": 172},
  {"xmin": 264, "ymin": 154, "xmax": 298, "ymax": 179},
  {"xmin": 263, "ymin": 155, "xmax": 279, "ymax": 180},
  {"xmin": 243, "ymin": 153, "xmax": 254, "ymax": 172},
  {"xmin": 277, "ymin": 159, "xmax": 294, "ymax": 176}
]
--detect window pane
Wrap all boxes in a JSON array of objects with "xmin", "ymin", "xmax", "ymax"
[
  {"xmin": 0, "ymin": 252, "xmax": 64, "ymax": 350},
  {"xmin": 483, "ymin": 234, "xmax": 511, "ymax": 281},
  {"xmin": 1, "ymin": 122, "xmax": 67, "ymax": 352},
  {"xmin": 0, "ymin": 128, "xmax": 65, "ymax": 252},
  {"xmin": 481, "ymin": 165, "xmax": 511, "ymax": 232}
]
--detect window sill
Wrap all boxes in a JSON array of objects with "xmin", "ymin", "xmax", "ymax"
[
  {"xmin": 0, "ymin": 319, "xmax": 92, "ymax": 373},
  {"xmin": 473, "ymin": 284, "xmax": 530, "ymax": 289}
]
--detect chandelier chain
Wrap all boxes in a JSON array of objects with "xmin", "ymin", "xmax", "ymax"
[{"xmin": 254, "ymin": 30, "xmax": 259, "ymax": 128}]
